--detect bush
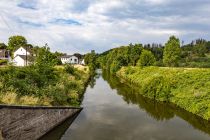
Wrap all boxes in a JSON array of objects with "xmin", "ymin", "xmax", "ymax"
[
  {"xmin": 137, "ymin": 50, "xmax": 156, "ymax": 67},
  {"xmin": 64, "ymin": 64, "xmax": 75, "ymax": 75}
]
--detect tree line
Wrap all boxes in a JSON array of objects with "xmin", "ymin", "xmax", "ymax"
[{"xmin": 96, "ymin": 36, "xmax": 210, "ymax": 73}]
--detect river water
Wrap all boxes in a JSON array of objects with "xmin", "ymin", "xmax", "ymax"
[{"xmin": 42, "ymin": 70, "xmax": 210, "ymax": 140}]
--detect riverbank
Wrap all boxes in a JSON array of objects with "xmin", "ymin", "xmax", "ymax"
[
  {"xmin": 117, "ymin": 66, "xmax": 210, "ymax": 120},
  {"xmin": 0, "ymin": 65, "xmax": 90, "ymax": 106}
]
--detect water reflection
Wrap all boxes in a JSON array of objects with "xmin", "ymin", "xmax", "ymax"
[
  {"xmin": 102, "ymin": 70, "xmax": 210, "ymax": 136},
  {"xmin": 40, "ymin": 113, "xmax": 80, "ymax": 140},
  {"xmin": 42, "ymin": 70, "xmax": 210, "ymax": 140}
]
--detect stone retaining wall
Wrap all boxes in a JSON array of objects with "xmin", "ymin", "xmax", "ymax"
[{"xmin": 0, "ymin": 105, "xmax": 82, "ymax": 140}]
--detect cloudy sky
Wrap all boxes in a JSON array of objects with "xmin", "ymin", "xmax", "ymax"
[{"xmin": 0, "ymin": 0, "xmax": 210, "ymax": 54}]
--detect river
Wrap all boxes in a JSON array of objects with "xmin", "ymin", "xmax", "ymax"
[{"xmin": 42, "ymin": 70, "xmax": 210, "ymax": 140}]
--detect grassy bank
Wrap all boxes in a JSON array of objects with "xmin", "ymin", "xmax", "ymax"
[
  {"xmin": 117, "ymin": 66, "xmax": 210, "ymax": 120},
  {"xmin": 0, "ymin": 65, "xmax": 90, "ymax": 106}
]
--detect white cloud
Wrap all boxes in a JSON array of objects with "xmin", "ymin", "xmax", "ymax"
[{"xmin": 0, "ymin": 0, "xmax": 209, "ymax": 54}]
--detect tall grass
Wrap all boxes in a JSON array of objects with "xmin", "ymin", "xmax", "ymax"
[{"xmin": 0, "ymin": 65, "xmax": 90, "ymax": 106}]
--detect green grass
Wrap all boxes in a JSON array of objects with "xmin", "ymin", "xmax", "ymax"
[{"xmin": 117, "ymin": 66, "xmax": 210, "ymax": 120}]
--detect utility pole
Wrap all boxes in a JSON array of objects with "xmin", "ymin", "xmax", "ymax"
[{"xmin": 26, "ymin": 46, "xmax": 28, "ymax": 66}]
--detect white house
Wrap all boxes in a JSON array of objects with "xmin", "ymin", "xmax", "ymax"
[
  {"xmin": 13, "ymin": 47, "xmax": 33, "ymax": 66},
  {"xmin": 13, "ymin": 55, "xmax": 33, "ymax": 66},
  {"xmin": 14, "ymin": 47, "xmax": 31, "ymax": 57},
  {"xmin": 61, "ymin": 55, "xmax": 79, "ymax": 64}
]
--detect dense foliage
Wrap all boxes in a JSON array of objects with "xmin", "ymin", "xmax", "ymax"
[
  {"xmin": 117, "ymin": 66, "xmax": 210, "ymax": 120},
  {"xmin": 0, "ymin": 43, "xmax": 7, "ymax": 49},
  {"xmin": 163, "ymin": 36, "xmax": 181, "ymax": 66},
  {"xmin": 8, "ymin": 35, "xmax": 28, "ymax": 52},
  {"xmin": 84, "ymin": 51, "xmax": 98, "ymax": 74},
  {"xmin": 137, "ymin": 49, "xmax": 156, "ymax": 67},
  {"xmin": 97, "ymin": 44, "xmax": 143, "ymax": 73},
  {"xmin": 97, "ymin": 36, "xmax": 210, "ymax": 71}
]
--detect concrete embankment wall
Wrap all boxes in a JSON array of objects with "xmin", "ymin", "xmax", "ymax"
[{"xmin": 0, "ymin": 105, "xmax": 82, "ymax": 140}]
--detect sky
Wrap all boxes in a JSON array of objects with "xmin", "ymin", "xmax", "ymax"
[{"xmin": 0, "ymin": 0, "xmax": 210, "ymax": 54}]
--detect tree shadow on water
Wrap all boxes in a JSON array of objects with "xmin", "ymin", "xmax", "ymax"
[{"xmin": 102, "ymin": 70, "xmax": 210, "ymax": 136}]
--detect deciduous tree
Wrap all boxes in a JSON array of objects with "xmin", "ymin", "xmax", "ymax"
[
  {"xmin": 137, "ymin": 49, "xmax": 156, "ymax": 67},
  {"xmin": 163, "ymin": 36, "xmax": 181, "ymax": 67},
  {"xmin": 8, "ymin": 35, "xmax": 27, "ymax": 52}
]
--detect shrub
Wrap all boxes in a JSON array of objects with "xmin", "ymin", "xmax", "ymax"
[
  {"xmin": 137, "ymin": 50, "xmax": 156, "ymax": 67},
  {"xmin": 64, "ymin": 64, "xmax": 75, "ymax": 75},
  {"xmin": 0, "ymin": 64, "xmax": 90, "ymax": 106}
]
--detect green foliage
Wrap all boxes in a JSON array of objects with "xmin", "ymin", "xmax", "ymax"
[
  {"xmin": 0, "ymin": 59, "xmax": 8, "ymax": 65},
  {"xmin": 64, "ymin": 64, "xmax": 75, "ymax": 75},
  {"xmin": 193, "ymin": 42, "xmax": 207, "ymax": 57},
  {"xmin": 0, "ymin": 65, "xmax": 89, "ymax": 106},
  {"xmin": 8, "ymin": 35, "xmax": 27, "ymax": 52},
  {"xmin": 163, "ymin": 36, "xmax": 181, "ymax": 67},
  {"xmin": 144, "ymin": 44, "xmax": 164, "ymax": 61},
  {"xmin": 84, "ymin": 51, "xmax": 98, "ymax": 73},
  {"xmin": 0, "ymin": 43, "xmax": 7, "ymax": 49},
  {"xmin": 137, "ymin": 49, "xmax": 156, "ymax": 67},
  {"xmin": 128, "ymin": 43, "xmax": 143, "ymax": 66},
  {"xmin": 35, "ymin": 46, "xmax": 56, "ymax": 67},
  {"xmin": 97, "ymin": 44, "xmax": 143, "ymax": 73},
  {"xmin": 117, "ymin": 66, "xmax": 210, "ymax": 120}
]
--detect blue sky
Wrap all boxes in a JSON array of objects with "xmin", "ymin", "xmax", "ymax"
[{"xmin": 0, "ymin": 0, "xmax": 210, "ymax": 54}]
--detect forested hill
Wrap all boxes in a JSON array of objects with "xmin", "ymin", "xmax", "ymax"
[{"xmin": 97, "ymin": 36, "xmax": 210, "ymax": 73}]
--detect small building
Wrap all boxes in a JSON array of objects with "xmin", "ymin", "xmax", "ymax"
[
  {"xmin": 13, "ymin": 47, "xmax": 33, "ymax": 66},
  {"xmin": 14, "ymin": 47, "xmax": 31, "ymax": 57},
  {"xmin": 13, "ymin": 55, "xmax": 34, "ymax": 67},
  {"xmin": 61, "ymin": 55, "xmax": 79, "ymax": 64}
]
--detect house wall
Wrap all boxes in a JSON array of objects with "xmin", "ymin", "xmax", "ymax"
[
  {"xmin": 13, "ymin": 56, "xmax": 25, "ymax": 66},
  {"xmin": 61, "ymin": 57, "xmax": 71, "ymax": 64},
  {"xmin": 70, "ymin": 56, "xmax": 79, "ymax": 64},
  {"xmin": 14, "ymin": 47, "xmax": 30, "ymax": 57},
  {"xmin": 61, "ymin": 56, "xmax": 79, "ymax": 64}
]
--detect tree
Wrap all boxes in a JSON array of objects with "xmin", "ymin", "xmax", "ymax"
[
  {"xmin": 206, "ymin": 41, "xmax": 210, "ymax": 52},
  {"xmin": 137, "ymin": 49, "xmax": 156, "ymax": 67},
  {"xmin": 84, "ymin": 51, "xmax": 97, "ymax": 72},
  {"xmin": 129, "ymin": 44, "xmax": 143, "ymax": 66},
  {"xmin": 0, "ymin": 43, "xmax": 7, "ymax": 49},
  {"xmin": 35, "ymin": 46, "xmax": 57, "ymax": 67},
  {"xmin": 193, "ymin": 42, "xmax": 207, "ymax": 57},
  {"xmin": 8, "ymin": 35, "xmax": 27, "ymax": 52},
  {"xmin": 163, "ymin": 36, "xmax": 181, "ymax": 67}
]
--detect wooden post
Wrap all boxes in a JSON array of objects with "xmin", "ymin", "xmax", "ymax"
[{"xmin": 26, "ymin": 46, "xmax": 28, "ymax": 66}]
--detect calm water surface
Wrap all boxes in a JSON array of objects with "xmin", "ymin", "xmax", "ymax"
[{"xmin": 42, "ymin": 70, "xmax": 210, "ymax": 140}]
